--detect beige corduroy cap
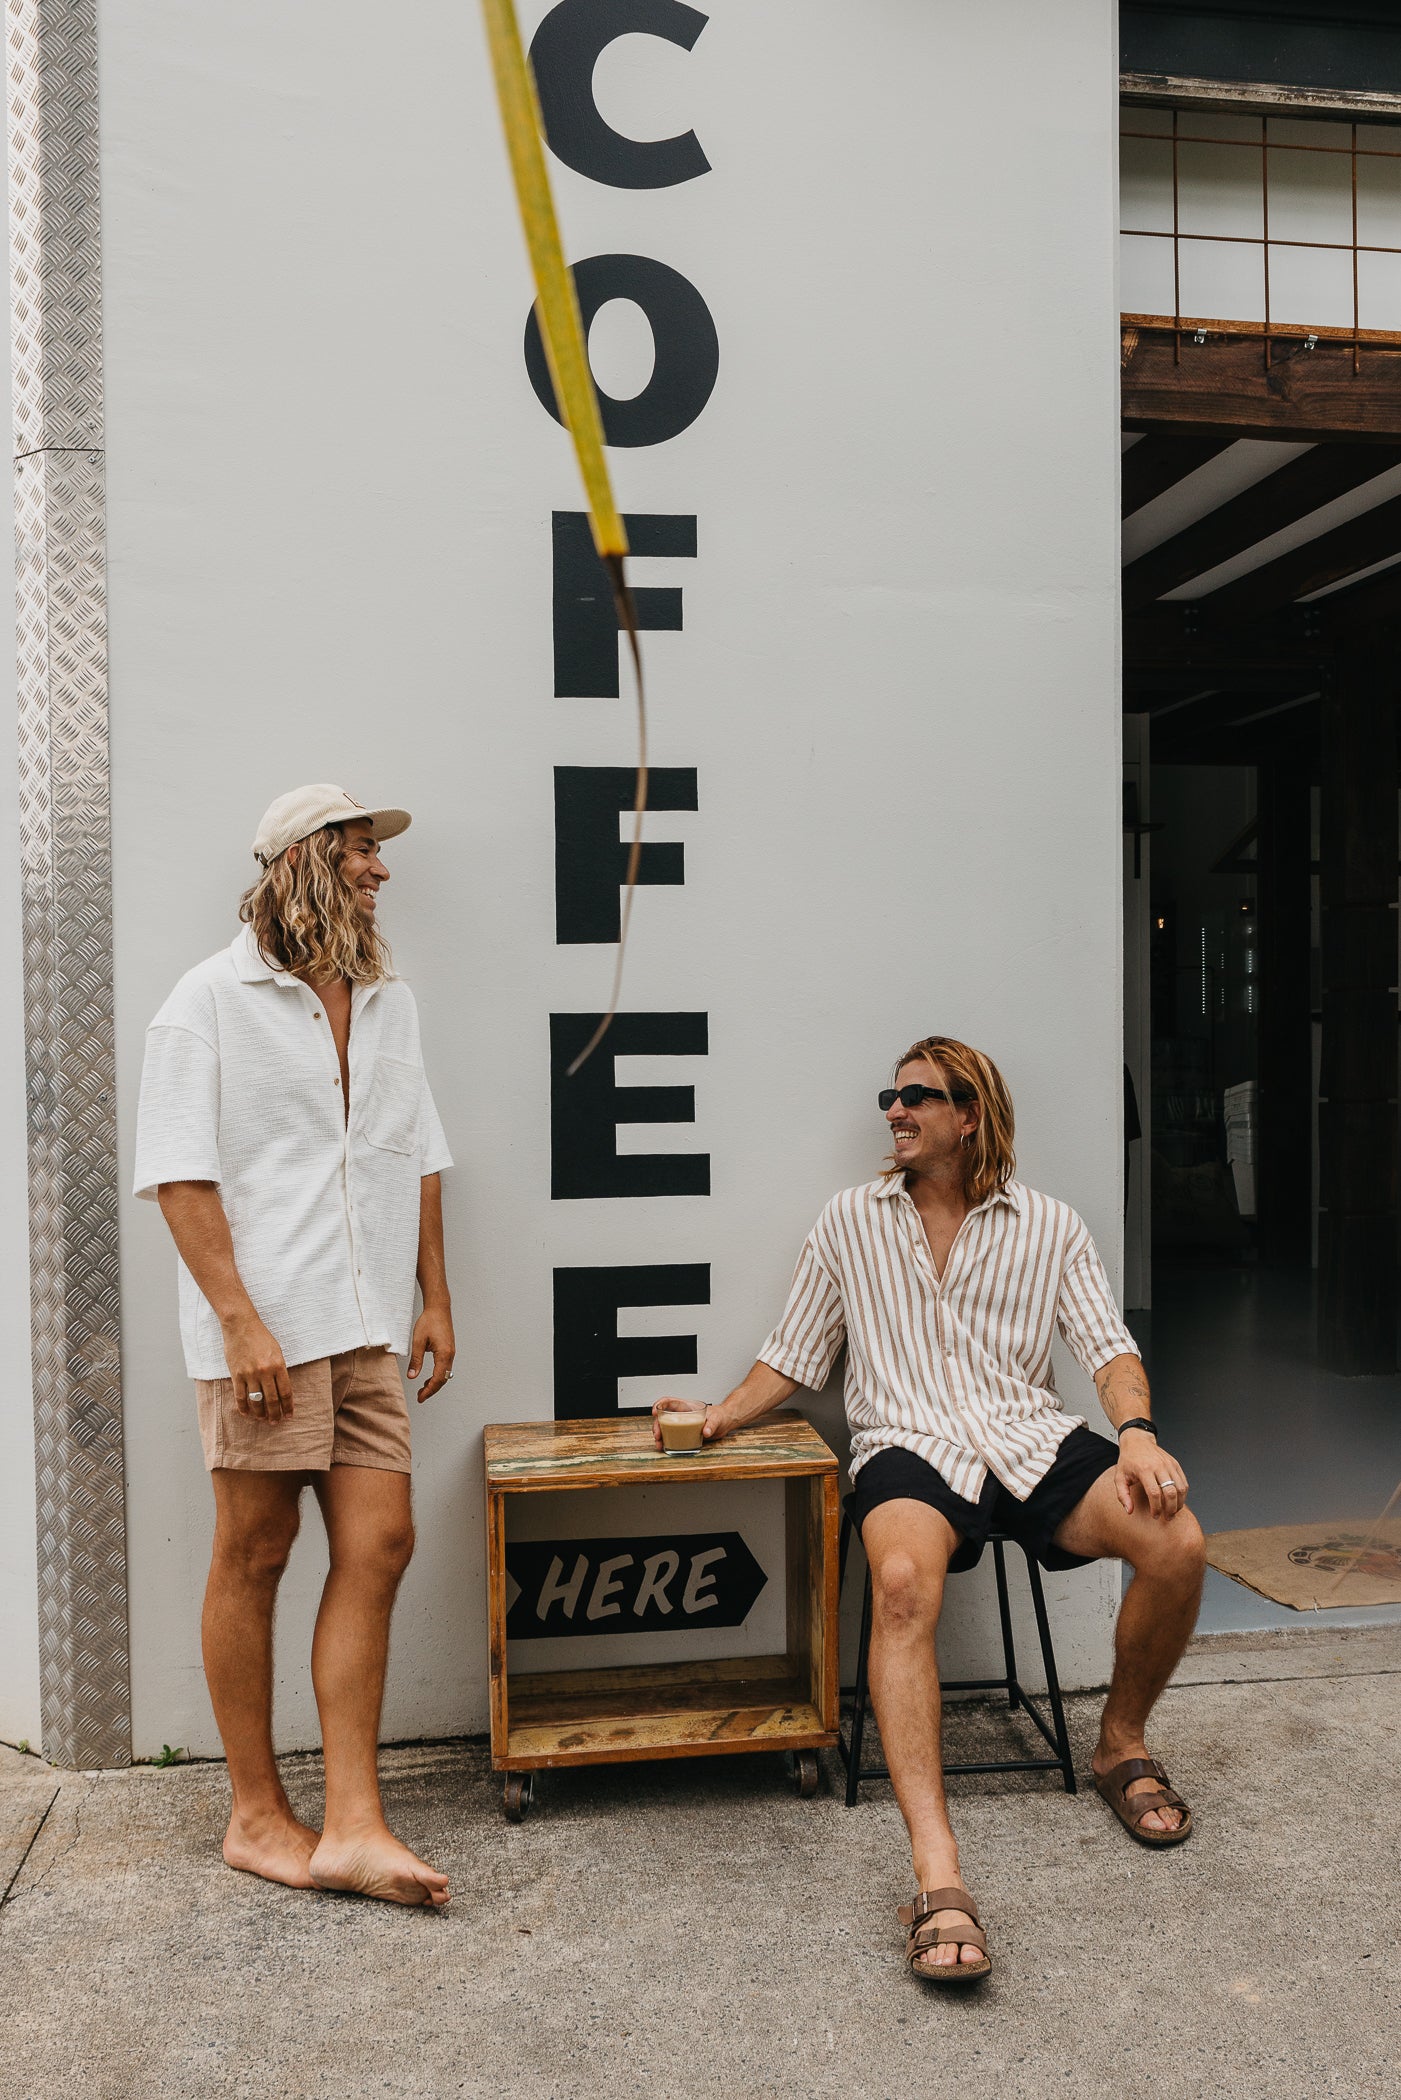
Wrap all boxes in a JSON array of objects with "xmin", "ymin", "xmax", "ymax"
[{"xmin": 251, "ymin": 784, "xmax": 412, "ymax": 868}]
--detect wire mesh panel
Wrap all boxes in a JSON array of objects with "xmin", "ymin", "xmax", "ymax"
[
  {"xmin": 1122, "ymin": 105, "xmax": 1401, "ymax": 366},
  {"xmin": 7, "ymin": 0, "xmax": 129, "ymax": 1769}
]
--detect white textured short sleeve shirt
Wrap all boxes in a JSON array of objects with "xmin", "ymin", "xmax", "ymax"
[
  {"xmin": 758, "ymin": 1176, "xmax": 1138, "ymax": 1502},
  {"xmin": 134, "ymin": 928, "xmax": 453, "ymax": 1378}
]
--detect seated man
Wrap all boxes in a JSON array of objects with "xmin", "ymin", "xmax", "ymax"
[{"xmin": 654, "ymin": 1034, "xmax": 1204, "ymax": 1988}]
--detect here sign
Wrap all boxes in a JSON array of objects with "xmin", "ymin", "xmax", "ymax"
[{"xmin": 505, "ymin": 1531, "xmax": 767, "ymax": 1640}]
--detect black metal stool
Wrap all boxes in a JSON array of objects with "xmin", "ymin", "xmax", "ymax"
[{"xmin": 837, "ymin": 1507, "xmax": 1077, "ymax": 1806}]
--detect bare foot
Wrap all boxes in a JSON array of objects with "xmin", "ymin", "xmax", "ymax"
[
  {"xmin": 310, "ymin": 1825, "xmax": 450, "ymax": 1907},
  {"xmin": 223, "ymin": 1809, "xmax": 321, "ymax": 1889}
]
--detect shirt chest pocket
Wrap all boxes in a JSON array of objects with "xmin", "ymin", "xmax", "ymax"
[{"xmin": 362, "ymin": 1054, "xmax": 421, "ymax": 1155}]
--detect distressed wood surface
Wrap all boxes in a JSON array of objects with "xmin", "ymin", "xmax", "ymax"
[
  {"xmin": 510, "ymin": 1660, "xmax": 808, "ymax": 1726},
  {"xmin": 814, "ymin": 1474, "xmax": 840, "ymax": 1728},
  {"xmin": 1122, "ymin": 327, "xmax": 1401, "ymax": 443},
  {"xmin": 487, "ymin": 1486, "xmax": 509, "ymax": 1760},
  {"xmin": 510, "ymin": 1651, "xmax": 796, "ymax": 1701},
  {"xmin": 485, "ymin": 1415, "xmax": 841, "ymax": 1772},
  {"xmin": 506, "ymin": 1688, "xmax": 827, "ymax": 1755},
  {"xmin": 484, "ymin": 1410, "xmax": 837, "ymax": 1490}
]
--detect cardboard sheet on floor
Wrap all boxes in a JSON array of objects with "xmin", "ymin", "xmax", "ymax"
[{"xmin": 1206, "ymin": 1519, "xmax": 1401, "ymax": 1610}]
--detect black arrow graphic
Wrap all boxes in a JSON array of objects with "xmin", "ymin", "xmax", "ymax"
[{"xmin": 505, "ymin": 1531, "xmax": 768, "ymax": 1640}]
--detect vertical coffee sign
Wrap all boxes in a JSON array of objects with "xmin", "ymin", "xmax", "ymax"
[{"xmin": 526, "ymin": 1, "xmax": 718, "ymax": 1420}]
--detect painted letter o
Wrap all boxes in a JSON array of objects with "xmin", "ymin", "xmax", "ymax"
[{"xmin": 525, "ymin": 254, "xmax": 719, "ymax": 447}]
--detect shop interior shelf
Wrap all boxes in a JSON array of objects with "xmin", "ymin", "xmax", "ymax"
[{"xmin": 502, "ymin": 1652, "xmax": 829, "ymax": 1768}]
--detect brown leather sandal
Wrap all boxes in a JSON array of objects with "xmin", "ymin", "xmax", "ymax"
[
  {"xmin": 1094, "ymin": 1756, "xmax": 1193, "ymax": 1847},
  {"xmin": 898, "ymin": 1887, "xmax": 992, "ymax": 1984}
]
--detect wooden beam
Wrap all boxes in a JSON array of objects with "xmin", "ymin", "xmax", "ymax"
[
  {"xmin": 1122, "ymin": 443, "xmax": 1401, "ymax": 612},
  {"xmin": 1120, "ymin": 73, "xmax": 1401, "ymax": 124},
  {"xmin": 1202, "ymin": 490, "xmax": 1401, "ymax": 624},
  {"xmin": 1123, "ymin": 329, "xmax": 1401, "ymax": 443},
  {"xmin": 1121, "ymin": 433, "xmax": 1235, "ymax": 518}
]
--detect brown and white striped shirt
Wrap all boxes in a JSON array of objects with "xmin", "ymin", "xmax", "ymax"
[{"xmin": 758, "ymin": 1175, "xmax": 1138, "ymax": 1502}]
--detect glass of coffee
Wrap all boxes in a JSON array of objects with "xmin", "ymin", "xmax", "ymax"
[{"xmin": 658, "ymin": 1410, "xmax": 708, "ymax": 1453}]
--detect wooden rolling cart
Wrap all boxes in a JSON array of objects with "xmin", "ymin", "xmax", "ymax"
[{"xmin": 484, "ymin": 1412, "xmax": 840, "ymax": 1818}]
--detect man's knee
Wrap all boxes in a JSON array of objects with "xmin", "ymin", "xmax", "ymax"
[
  {"xmin": 1130, "ymin": 1507, "xmax": 1207, "ymax": 1584},
  {"xmin": 332, "ymin": 1510, "xmax": 415, "ymax": 1581},
  {"xmin": 382, "ymin": 1516, "xmax": 416, "ymax": 1579},
  {"xmin": 215, "ymin": 1503, "xmax": 300, "ymax": 1586},
  {"xmin": 870, "ymin": 1549, "xmax": 944, "ymax": 1630}
]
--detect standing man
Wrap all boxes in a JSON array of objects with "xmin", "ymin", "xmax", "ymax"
[
  {"xmin": 135, "ymin": 786, "xmax": 455, "ymax": 1906},
  {"xmin": 654, "ymin": 1035, "xmax": 1205, "ymax": 1986}
]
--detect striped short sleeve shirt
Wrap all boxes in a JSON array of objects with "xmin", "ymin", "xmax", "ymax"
[{"xmin": 758, "ymin": 1175, "xmax": 1139, "ymax": 1502}]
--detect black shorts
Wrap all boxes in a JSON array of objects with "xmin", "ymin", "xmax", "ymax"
[{"xmin": 847, "ymin": 1425, "xmax": 1119, "ymax": 1573}]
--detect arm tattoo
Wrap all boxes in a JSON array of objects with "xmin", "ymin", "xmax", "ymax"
[{"xmin": 1094, "ymin": 1352, "xmax": 1152, "ymax": 1429}]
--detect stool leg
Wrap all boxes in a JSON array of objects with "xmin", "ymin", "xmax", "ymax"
[
  {"xmin": 1026, "ymin": 1554, "xmax": 1077, "ymax": 1794},
  {"xmin": 993, "ymin": 1537, "xmax": 1019, "ymax": 1709},
  {"xmin": 846, "ymin": 1567, "xmax": 874, "ymax": 1808},
  {"xmin": 839, "ymin": 1508, "xmax": 852, "ymax": 1597}
]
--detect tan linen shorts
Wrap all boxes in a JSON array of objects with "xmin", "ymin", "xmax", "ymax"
[{"xmin": 195, "ymin": 1346, "xmax": 412, "ymax": 1473}]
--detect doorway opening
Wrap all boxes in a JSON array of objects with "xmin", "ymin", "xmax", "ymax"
[
  {"xmin": 1120, "ymin": 100, "xmax": 1401, "ymax": 1629},
  {"xmin": 1121, "ymin": 451, "xmax": 1401, "ymax": 1630}
]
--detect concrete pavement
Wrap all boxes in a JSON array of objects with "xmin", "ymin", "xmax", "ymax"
[{"xmin": 2, "ymin": 1626, "xmax": 1396, "ymax": 2100}]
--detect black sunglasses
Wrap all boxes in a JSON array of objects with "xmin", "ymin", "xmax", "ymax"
[{"xmin": 878, "ymin": 1084, "xmax": 960, "ymax": 1112}]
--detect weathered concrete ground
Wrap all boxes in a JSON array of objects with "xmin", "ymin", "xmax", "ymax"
[{"xmin": 2, "ymin": 1627, "xmax": 1397, "ymax": 2100}]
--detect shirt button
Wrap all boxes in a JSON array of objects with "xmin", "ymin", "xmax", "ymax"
[{"xmin": 333, "ymin": 1077, "xmax": 340, "ymax": 1087}]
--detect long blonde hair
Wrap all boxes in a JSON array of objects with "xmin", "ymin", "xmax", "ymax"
[
  {"xmin": 239, "ymin": 824, "xmax": 390, "ymax": 985},
  {"xmin": 890, "ymin": 1035, "xmax": 1016, "ymax": 1205}
]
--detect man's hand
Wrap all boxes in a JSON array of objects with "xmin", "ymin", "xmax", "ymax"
[
  {"xmin": 1115, "ymin": 1428, "xmax": 1189, "ymax": 1522},
  {"xmin": 158, "ymin": 1183, "xmax": 289, "ymax": 1423},
  {"xmin": 651, "ymin": 1360, "xmax": 799, "ymax": 1448},
  {"xmin": 221, "ymin": 1310, "xmax": 294, "ymax": 1424},
  {"xmin": 408, "ymin": 1302, "xmax": 456, "ymax": 1401},
  {"xmin": 651, "ymin": 1395, "xmax": 728, "ymax": 1449}
]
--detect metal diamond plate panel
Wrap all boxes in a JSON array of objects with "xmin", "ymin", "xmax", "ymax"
[
  {"xmin": 7, "ymin": 0, "xmax": 103, "ymax": 454},
  {"xmin": 9, "ymin": 2, "xmax": 128, "ymax": 1768}
]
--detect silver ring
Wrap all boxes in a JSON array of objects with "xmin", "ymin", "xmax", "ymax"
[
  {"xmin": 1158, "ymin": 1478, "xmax": 1178, "ymax": 1490},
  {"xmin": 247, "ymin": 1390, "xmax": 264, "ymax": 1403}
]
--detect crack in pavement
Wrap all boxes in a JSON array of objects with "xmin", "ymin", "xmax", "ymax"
[
  {"xmin": 0, "ymin": 1783, "xmax": 61, "ymax": 1908},
  {"xmin": 3, "ymin": 1777, "xmax": 94, "ymax": 1909}
]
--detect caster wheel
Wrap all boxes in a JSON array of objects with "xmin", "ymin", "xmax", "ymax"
[
  {"xmin": 503, "ymin": 1773, "xmax": 534, "ymax": 1822},
  {"xmin": 794, "ymin": 1751, "xmax": 819, "ymax": 1798}
]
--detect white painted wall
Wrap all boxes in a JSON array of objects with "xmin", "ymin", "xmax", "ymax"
[
  {"xmin": 94, "ymin": 0, "xmax": 1123, "ymax": 1758},
  {"xmin": 0, "ymin": 283, "xmax": 42, "ymax": 1751}
]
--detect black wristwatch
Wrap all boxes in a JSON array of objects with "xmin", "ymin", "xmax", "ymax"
[{"xmin": 1117, "ymin": 1417, "xmax": 1156, "ymax": 1440}]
